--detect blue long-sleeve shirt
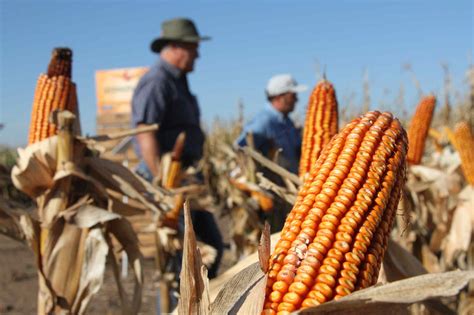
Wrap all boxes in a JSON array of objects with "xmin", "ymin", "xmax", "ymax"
[{"xmin": 236, "ymin": 104, "xmax": 301, "ymax": 174}]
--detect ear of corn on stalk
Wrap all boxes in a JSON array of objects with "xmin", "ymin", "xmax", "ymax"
[
  {"xmin": 299, "ymin": 80, "xmax": 339, "ymax": 177},
  {"xmin": 28, "ymin": 48, "xmax": 77, "ymax": 145},
  {"xmin": 163, "ymin": 132, "xmax": 186, "ymax": 226},
  {"xmin": 165, "ymin": 132, "xmax": 186, "ymax": 189},
  {"xmin": 451, "ymin": 122, "xmax": 474, "ymax": 185},
  {"xmin": 407, "ymin": 94, "xmax": 436, "ymax": 165},
  {"xmin": 263, "ymin": 111, "xmax": 408, "ymax": 315}
]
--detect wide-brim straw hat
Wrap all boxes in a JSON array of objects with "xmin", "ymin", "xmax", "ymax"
[{"xmin": 151, "ymin": 17, "xmax": 211, "ymax": 53}]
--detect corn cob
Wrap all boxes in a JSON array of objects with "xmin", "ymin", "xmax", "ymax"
[
  {"xmin": 163, "ymin": 132, "xmax": 186, "ymax": 226},
  {"xmin": 230, "ymin": 178, "xmax": 275, "ymax": 212},
  {"xmin": 48, "ymin": 76, "xmax": 73, "ymax": 137},
  {"xmin": 251, "ymin": 190, "xmax": 274, "ymax": 212},
  {"xmin": 263, "ymin": 111, "xmax": 408, "ymax": 315},
  {"xmin": 28, "ymin": 48, "xmax": 75, "ymax": 145},
  {"xmin": 299, "ymin": 80, "xmax": 339, "ymax": 177},
  {"xmin": 165, "ymin": 132, "xmax": 186, "ymax": 189},
  {"xmin": 31, "ymin": 77, "xmax": 53, "ymax": 144},
  {"xmin": 47, "ymin": 48, "xmax": 73, "ymax": 78},
  {"xmin": 39, "ymin": 76, "xmax": 58, "ymax": 140},
  {"xmin": 28, "ymin": 74, "xmax": 48, "ymax": 144},
  {"xmin": 407, "ymin": 94, "xmax": 436, "ymax": 165},
  {"xmin": 451, "ymin": 122, "xmax": 474, "ymax": 185}
]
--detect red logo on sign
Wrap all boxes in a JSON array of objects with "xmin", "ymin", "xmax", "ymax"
[{"xmin": 122, "ymin": 71, "xmax": 131, "ymax": 80}]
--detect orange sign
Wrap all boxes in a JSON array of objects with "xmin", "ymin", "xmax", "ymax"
[{"xmin": 95, "ymin": 67, "xmax": 149, "ymax": 114}]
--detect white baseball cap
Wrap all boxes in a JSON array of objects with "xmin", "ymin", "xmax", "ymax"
[{"xmin": 265, "ymin": 74, "xmax": 307, "ymax": 97}]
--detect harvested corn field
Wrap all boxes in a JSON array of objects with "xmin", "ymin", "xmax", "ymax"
[{"xmin": 1, "ymin": 2, "xmax": 474, "ymax": 315}]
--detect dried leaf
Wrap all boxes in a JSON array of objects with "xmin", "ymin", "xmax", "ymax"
[
  {"xmin": 429, "ymin": 225, "xmax": 448, "ymax": 252},
  {"xmin": 210, "ymin": 262, "xmax": 264, "ymax": 315},
  {"xmin": 302, "ymin": 302, "xmax": 409, "ymax": 315},
  {"xmin": 85, "ymin": 155, "xmax": 173, "ymax": 214},
  {"xmin": 52, "ymin": 167, "xmax": 109, "ymax": 198},
  {"xmin": 107, "ymin": 218, "xmax": 143, "ymax": 314},
  {"xmin": 300, "ymin": 270, "xmax": 474, "ymax": 314},
  {"xmin": 209, "ymin": 233, "xmax": 279, "ymax": 301},
  {"xmin": 107, "ymin": 239, "xmax": 132, "ymax": 315},
  {"xmin": 11, "ymin": 136, "xmax": 58, "ymax": 197},
  {"xmin": 0, "ymin": 197, "xmax": 28, "ymax": 242},
  {"xmin": 241, "ymin": 146, "xmax": 302, "ymax": 186},
  {"xmin": 458, "ymin": 185, "xmax": 474, "ymax": 227},
  {"xmin": 105, "ymin": 188, "xmax": 148, "ymax": 216},
  {"xmin": 78, "ymin": 123, "xmax": 158, "ymax": 143},
  {"xmin": 235, "ymin": 274, "xmax": 267, "ymax": 315},
  {"xmin": 60, "ymin": 203, "xmax": 121, "ymax": 228},
  {"xmin": 257, "ymin": 173, "xmax": 296, "ymax": 205},
  {"xmin": 72, "ymin": 228, "xmax": 109, "ymax": 314},
  {"xmin": 410, "ymin": 165, "xmax": 445, "ymax": 182},
  {"xmin": 200, "ymin": 266, "xmax": 211, "ymax": 315},
  {"xmin": 442, "ymin": 202, "xmax": 472, "ymax": 266},
  {"xmin": 383, "ymin": 239, "xmax": 427, "ymax": 282},
  {"xmin": 258, "ymin": 222, "xmax": 270, "ymax": 273},
  {"xmin": 458, "ymin": 292, "xmax": 474, "ymax": 315},
  {"xmin": 178, "ymin": 201, "xmax": 210, "ymax": 315},
  {"xmin": 421, "ymin": 244, "xmax": 442, "ymax": 273},
  {"xmin": 43, "ymin": 221, "xmax": 88, "ymax": 311},
  {"xmin": 39, "ymin": 178, "xmax": 72, "ymax": 226},
  {"xmin": 368, "ymin": 270, "xmax": 474, "ymax": 302},
  {"xmin": 112, "ymin": 174, "xmax": 162, "ymax": 215},
  {"xmin": 85, "ymin": 155, "xmax": 167, "ymax": 201}
]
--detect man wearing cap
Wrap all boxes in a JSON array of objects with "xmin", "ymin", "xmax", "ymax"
[
  {"xmin": 236, "ymin": 74, "xmax": 306, "ymax": 232},
  {"xmin": 131, "ymin": 18, "xmax": 223, "ymax": 279},
  {"xmin": 236, "ymin": 74, "xmax": 307, "ymax": 174}
]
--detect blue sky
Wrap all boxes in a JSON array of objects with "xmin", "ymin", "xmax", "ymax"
[{"xmin": 1, "ymin": 0, "xmax": 472, "ymax": 147}]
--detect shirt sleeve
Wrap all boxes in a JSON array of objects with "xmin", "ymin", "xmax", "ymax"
[
  {"xmin": 235, "ymin": 116, "xmax": 270, "ymax": 154},
  {"xmin": 131, "ymin": 78, "xmax": 168, "ymax": 127}
]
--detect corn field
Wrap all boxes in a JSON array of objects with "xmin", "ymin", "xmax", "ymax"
[{"xmin": 0, "ymin": 47, "xmax": 473, "ymax": 315}]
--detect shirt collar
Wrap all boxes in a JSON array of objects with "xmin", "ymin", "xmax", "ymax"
[
  {"xmin": 157, "ymin": 57, "xmax": 183, "ymax": 79},
  {"xmin": 265, "ymin": 103, "xmax": 287, "ymax": 123}
]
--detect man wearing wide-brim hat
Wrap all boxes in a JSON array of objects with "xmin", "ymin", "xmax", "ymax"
[
  {"xmin": 150, "ymin": 17, "xmax": 211, "ymax": 54},
  {"xmin": 132, "ymin": 17, "xmax": 210, "ymax": 184},
  {"xmin": 131, "ymin": 17, "xmax": 223, "ymax": 280}
]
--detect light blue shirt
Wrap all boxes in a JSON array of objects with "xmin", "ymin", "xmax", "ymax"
[{"xmin": 236, "ymin": 104, "xmax": 301, "ymax": 174}]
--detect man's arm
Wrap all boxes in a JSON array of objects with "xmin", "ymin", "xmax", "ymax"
[
  {"xmin": 132, "ymin": 76, "xmax": 168, "ymax": 178},
  {"xmin": 235, "ymin": 116, "xmax": 269, "ymax": 153},
  {"xmin": 136, "ymin": 126, "xmax": 161, "ymax": 177}
]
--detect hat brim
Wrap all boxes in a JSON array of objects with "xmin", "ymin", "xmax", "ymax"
[
  {"xmin": 266, "ymin": 85, "xmax": 308, "ymax": 97},
  {"xmin": 288, "ymin": 85, "xmax": 308, "ymax": 93},
  {"xmin": 150, "ymin": 35, "xmax": 211, "ymax": 53}
]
